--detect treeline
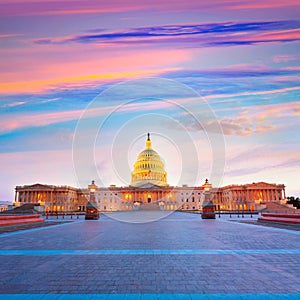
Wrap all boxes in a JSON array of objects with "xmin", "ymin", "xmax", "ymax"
[{"xmin": 286, "ymin": 196, "xmax": 300, "ymax": 209}]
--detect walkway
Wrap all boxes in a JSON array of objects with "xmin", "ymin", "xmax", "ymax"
[{"xmin": 0, "ymin": 212, "xmax": 299, "ymax": 299}]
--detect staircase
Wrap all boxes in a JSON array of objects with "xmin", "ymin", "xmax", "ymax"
[
  {"xmin": 258, "ymin": 213, "xmax": 300, "ymax": 225},
  {"xmin": 139, "ymin": 202, "xmax": 160, "ymax": 211},
  {"xmin": 261, "ymin": 202, "xmax": 296, "ymax": 213}
]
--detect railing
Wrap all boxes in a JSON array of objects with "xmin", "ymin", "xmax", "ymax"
[
  {"xmin": 42, "ymin": 212, "xmax": 84, "ymax": 220},
  {"xmin": 215, "ymin": 210, "xmax": 259, "ymax": 218}
]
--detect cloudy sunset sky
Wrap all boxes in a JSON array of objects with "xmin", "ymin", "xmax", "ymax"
[{"xmin": 0, "ymin": 0, "xmax": 299, "ymax": 201}]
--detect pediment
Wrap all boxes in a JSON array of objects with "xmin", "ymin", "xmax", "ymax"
[
  {"xmin": 249, "ymin": 182, "xmax": 276, "ymax": 187},
  {"xmin": 26, "ymin": 183, "xmax": 52, "ymax": 189},
  {"xmin": 131, "ymin": 182, "xmax": 165, "ymax": 190}
]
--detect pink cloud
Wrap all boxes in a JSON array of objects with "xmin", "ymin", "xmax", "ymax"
[
  {"xmin": 0, "ymin": 48, "xmax": 188, "ymax": 93},
  {"xmin": 176, "ymin": 100, "xmax": 299, "ymax": 136},
  {"xmin": 0, "ymin": 0, "xmax": 299, "ymax": 17},
  {"xmin": 0, "ymin": 98, "xmax": 179, "ymax": 134},
  {"xmin": 231, "ymin": 0, "xmax": 300, "ymax": 10},
  {"xmin": 241, "ymin": 101, "xmax": 300, "ymax": 119},
  {"xmin": 1, "ymin": 101, "xmax": 26, "ymax": 108},
  {"xmin": 206, "ymin": 86, "xmax": 300, "ymax": 101},
  {"xmin": 248, "ymin": 28, "xmax": 300, "ymax": 42},
  {"xmin": 273, "ymin": 55, "xmax": 300, "ymax": 63}
]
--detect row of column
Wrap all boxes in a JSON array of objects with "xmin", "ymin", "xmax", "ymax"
[
  {"xmin": 121, "ymin": 191, "xmax": 177, "ymax": 203},
  {"xmin": 15, "ymin": 190, "xmax": 78, "ymax": 211},
  {"xmin": 16, "ymin": 190, "xmax": 54, "ymax": 203},
  {"xmin": 228, "ymin": 188, "xmax": 285, "ymax": 202}
]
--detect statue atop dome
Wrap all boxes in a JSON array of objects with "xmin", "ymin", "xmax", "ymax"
[
  {"xmin": 145, "ymin": 132, "xmax": 152, "ymax": 150},
  {"xmin": 131, "ymin": 133, "xmax": 168, "ymax": 187}
]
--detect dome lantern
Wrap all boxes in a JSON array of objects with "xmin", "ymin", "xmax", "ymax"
[{"xmin": 145, "ymin": 132, "xmax": 152, "ymax": 150}]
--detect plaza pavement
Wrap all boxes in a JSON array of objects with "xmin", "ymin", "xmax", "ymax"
[{"xmin": 0, "ymin": 211, "xmax": 299, "ymax": 299}]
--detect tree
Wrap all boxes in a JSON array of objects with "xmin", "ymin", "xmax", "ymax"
[{"xmin": 286, "ymin": 197, "xmax": 300, "ymax": 209}]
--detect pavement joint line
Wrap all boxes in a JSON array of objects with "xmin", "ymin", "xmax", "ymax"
[
  {"xmin": 218, "ymin": 218, "xmax": 300, "ymax": 235},
  {"xmin": 0, "ymin": 249, "xmax": 300, "ymax": 256},
  {"xmin": 0, "ymin": 220, "xmax": 85, "ymax": 238}
]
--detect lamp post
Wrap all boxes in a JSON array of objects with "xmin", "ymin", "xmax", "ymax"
[{"xmin": 201, "ymin": 179, "xmax": 216, "ymax": 219}]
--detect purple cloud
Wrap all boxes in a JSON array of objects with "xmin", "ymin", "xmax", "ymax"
[{"xmin": 34, "ymin": 20, "xmax": 300, "ymax": 47}]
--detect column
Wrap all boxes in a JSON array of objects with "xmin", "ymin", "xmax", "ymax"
[{"xmin": 270, "ymin": 190, "xmax": 274, "ymax": 201}]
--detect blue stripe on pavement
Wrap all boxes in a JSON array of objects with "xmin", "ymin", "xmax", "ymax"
[
  {"xmin": 0, "ymin": 294, "xmax": 299, "ymax": 300},
  {"xmin": 0, "ymin": 249, "xmax": 299, "ymax": 256}
]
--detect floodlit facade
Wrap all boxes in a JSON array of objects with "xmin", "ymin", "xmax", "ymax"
[{"xmin": 14, "ymin": 134, "xmax": 286, "ymax": 212}]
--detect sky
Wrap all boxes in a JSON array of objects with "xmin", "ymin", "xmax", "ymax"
[{"xmin": 0, "ymin": 0, "xmax": 299, "ymax": 201}]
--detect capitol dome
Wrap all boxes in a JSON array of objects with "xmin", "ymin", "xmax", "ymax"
[{"xmin": 131, "ymin": 133, "xmax": 168, "ymax": 187}]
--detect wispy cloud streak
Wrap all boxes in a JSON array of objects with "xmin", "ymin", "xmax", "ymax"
[
  {"xmin": 34, "ymin": 21, "xmax": 300, "ymax": 47},
  {"xmin": 1, "ymin": 0, "xmax": 299, "ymax": 17}
]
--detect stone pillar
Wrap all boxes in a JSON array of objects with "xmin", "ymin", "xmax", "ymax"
[{"xmin": 270, "ymin": 190, "xmax": 273, "ymax": 201}]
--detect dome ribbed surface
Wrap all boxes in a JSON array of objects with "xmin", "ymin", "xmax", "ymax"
[{"xmin": 131, "ymin": 134, "xmax": 168, "ymax": 187}]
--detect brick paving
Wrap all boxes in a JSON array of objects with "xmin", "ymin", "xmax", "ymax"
[{"xmin": 0, "ymin": 212, "xmax": 299, "ymax": 299}]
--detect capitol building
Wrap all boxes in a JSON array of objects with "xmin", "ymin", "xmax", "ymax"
[{"xmin": 14, "ymin": 134, "xmax": 286, "ymax": 213}]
